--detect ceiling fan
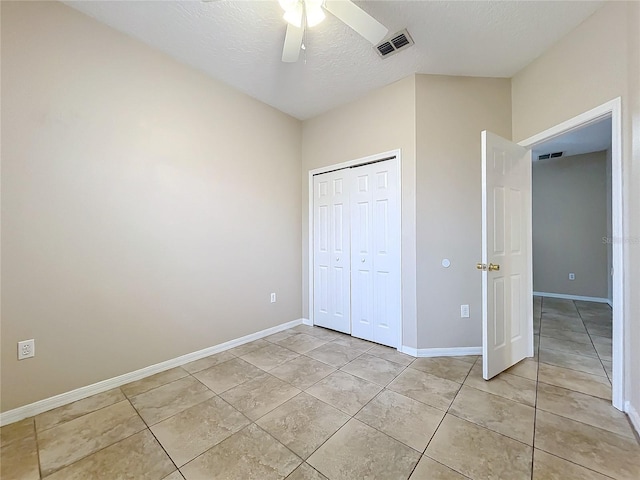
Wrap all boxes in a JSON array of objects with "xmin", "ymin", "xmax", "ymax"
[
  {"xmin": 279, "ymin": 0, "xmax": 388, "ymax": 62},
  {"xmin": 203, "ymin": 0, "xmax": 388, "ymax": 63}
]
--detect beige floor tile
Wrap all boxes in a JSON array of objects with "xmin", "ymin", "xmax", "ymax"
[
  {"xmin": 240, "ymin": 343, "xmax": 300, "ymax": 371},
  {"xmin": 331, "ymin": 335, "xmax": 375, "ymax": 352},
  {"xmin": 0, "ymin": 435, "xmax": 39, "ymax": 480},
  {"xmin": 542, "ymin": 298, "xmax": 578, "ymax": 315},
  {"xmin": 305, "ymin": 371, "xmax": 382, "ymax": 415},
  {"xmin": 387, "ymin": 368, "xmax": 460, "ymax": 411},
  {"xmin": 307, "ymin": 419, "xmax": 420, "ymax": 480},
  {"xmin": 592, "ymin": 336, "xmax": 612, "ymax": 361},
  {"xmin": 450, "ymin": 355, "xmax": 479, "ymax": 365},
  {"xmin": 220, "ymin": 373, "xmax": 300, "ymax": 420},
  {"xmin": 38, "ymin": 400, "xmax": 146, "ymax": 476},
  {"xmin": 602, "ymin": 360, "xmax": 613, "ymax": 378},
  {"xmin": 575, "ymin": 300, "xmax": 611, "ymax": 312},
  {"xmin": 426, "ymin": 414, "xmax": 532, "ymax": 480},
  {"xmin": 367, "ymin": 344, "xmax": 415, "ymax": 366},
  {"xmin": 540, "ymin": 324, "xmax": 590, "ymax": 340},
  {"xmin": 581, "ymin": 312, "xmax": 612, "ymax": 324},
  {"xmin": 151, "ymin": 396, "xmax": 250, "ymax": 466},
  {"xmin": 269, "ymin": 355, "xmax": 336, "ymax": 390},
  {"xmin": 227, "ymin": 338, "xmax": 271, "ymax": 357},
  {"xmin": 181, "ymin": 424, "xmax": 301, "ymax": 480},
  {"xmin": 505, "ymin": 359, "xmax": 538, "ymax": 380},
  {"xmin": 538, "ymin": 363, "xmax": 611, "ymax": 401},
  {"xmin": 44, "ymin": 429, "xmax": 175, "ymax": 480},
  {"xmin": 409, "ymin": 456, "xmax": 468, "ymax": 479},
  {"xmin": 536, "ymin": 383, "xmax": 635, "ymax": 438},
  {"xmin": 163, "ymin": 471, "xmax": 185, "ymax": 480},
  {"xmin": 463, "ymin": 364, "xmax": 537, "ymax": 406},
  {"xmin": 539, "ymin": 336, "xmax": 598, "ymax": 358},
  {"xmin": 532, "ymin": 449, "xmax": 611, "ymax": 480},
  {"xmin": 355, "ymin": 389, "xmax": 445, "ymax": 452},
  {"xmin": 129, "ymin": 376, "xmax": 215, "ymax": 425},
  {"xmin": 585, "ymin": 323, "xmax": 612, "ymax": 338},
  {"xmin": 121, "ymin": 367, "xmax": 189, "ymax": 397},
  {"xmin": 36, "ymin": 388, "xmax": 125, "ymax": 432},
  {"xmin": 305, "ymin": 342, "xmax": 367, "ymax": 368},
  {"xmin": 275, "ymin": 333, "xmax": 328, "ymax": 354},
  {"xmin": 256, "ymin": 392, "xmax": 349, "ymax": 459},
  {"xmin": 449, "ymin": 385, "xmax": 535, "ymax": 445},
  {"xmin": 291, "ymin": 325, "xmax": 342, "ymax": 341},
  {"xmin": 0, "ymin": 417, "xmax": 34, "ymax": 448},
  {"xmin": 340, "ymin": 353, "xmax": 406, "ymax": 386},
  {"xmin": 181, "ymin": 350, "xmax": 236, "ymax": 374},
  {"xmin": 286, "ymin": 463, "xmax": 328, "ymax": 480},
  {"xmin": 264, "ymin": 330, "xmax": 296, "ymax": 343},
  {"xmin": 409, "ymin": 357, "xmax": 472, "ymax": 383},
  {"xmin": 192, "ymin": 357, "xmax": 264, "ymax": 393},
  {"xmin": 539, "ymin": 348, "xmax": 606, "ymax": 377},
  {"xmin": 535, "ymin": 410, "xmax": 640, "ymax": 479}
]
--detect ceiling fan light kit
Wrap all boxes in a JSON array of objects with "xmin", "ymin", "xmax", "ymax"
[
  {"xmin": 279, "ymin": 0, "xmax": 388, "ymax": 63},
  {"xmin": 279, "ymin": 0, "xmax": 325, "ymax": 28}
]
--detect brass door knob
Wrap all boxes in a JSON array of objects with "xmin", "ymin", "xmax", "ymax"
[
  {"xmin": 476, "ymin": 263, "xmax": 487, "ymax": 271},
  {"xmin": 488, "ymin": 263, "xmax": 500, "ymax": 271}
]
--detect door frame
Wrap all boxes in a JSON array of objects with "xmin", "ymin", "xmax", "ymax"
[
  {"xmin": 519, "ymin": 98, "xmax": 625, "ymax": 410},
  {"xmin": 308, "ymin": 149, "xmax": 403, "ymax": 350}
]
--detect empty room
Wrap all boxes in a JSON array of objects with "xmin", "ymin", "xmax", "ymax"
[{"xmin": 2, "ymin": 1, "xmax": 639, "ymax": 479}]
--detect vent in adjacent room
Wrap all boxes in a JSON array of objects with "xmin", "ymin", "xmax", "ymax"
[
  {"xmin": 537, "ymin": 151, "xmax": 564, "ymax": 160},
  {"xmin": 376, "ymin": 29, "xmax": 414, "ymax": 58}
]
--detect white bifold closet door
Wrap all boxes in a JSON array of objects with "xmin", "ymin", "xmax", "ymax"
[
  {"xmin": 313, "ymin": 158, "xmax": 400, "ymax": 347},
  {"xmin": 313, "ymin": 169, "xmax": 351, "ymax": 334}
]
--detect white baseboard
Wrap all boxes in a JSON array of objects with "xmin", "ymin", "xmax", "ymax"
[
  {"xmin": 0, "ymin": 318, "xmax": 304, "ymax": 427},
  {"xmin": 625, "ymin": 401, "xmax": 640, "ymax": 437},
  {"xmin": 533, "ymin": 291, "xmax": 611, "ymax": 304},
  {"xmin": 302, "ymin": 318, "xmax": 313, "ymax": 326},
  {"xmin": 400, "ymin": 345, "xmax": 482, "ymax": 357}
]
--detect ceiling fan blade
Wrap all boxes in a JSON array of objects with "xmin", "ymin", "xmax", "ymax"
[
  {"xmin": 324, "ymin": 0, "xmax": 388, "ymax": 45},
  {"xmin": 282, "ymin": 23, "xmax": 304, "ymax": 63}
]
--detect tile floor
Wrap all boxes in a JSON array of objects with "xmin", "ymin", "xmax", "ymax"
[{"xmin": 2, "ymin": 298, "xmax": 639, "ymax": 479}]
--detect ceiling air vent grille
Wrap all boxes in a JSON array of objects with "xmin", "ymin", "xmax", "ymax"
[
  {"xmin": 376, "ymin": 29, "xmax": 414, "ymax": 58},
  {"xmin": 538, "ymin": 151, "xmax": 564, "ymax": 160}
]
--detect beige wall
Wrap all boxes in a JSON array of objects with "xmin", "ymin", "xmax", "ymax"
[
  {"xmin": 512, "ymin": 0, "xmax": 640, "ymax": 424},
  {"xmin": 415, "ymin": 75, "xmax": 512, "ymax": 348},
  {"xmin": 627, "ymin": 0, "xmax": 640, "ymax": 426},
  {"xmin": 532, "ymin": 152, "xmax": 609, "ymax": 298},
  {"xmin": 301, "ymin": 76, "xmax": 418, "ymax": 348},
  {"xmin": 1, "ymin": 1, "xmax": 302, "ymax": 411}
]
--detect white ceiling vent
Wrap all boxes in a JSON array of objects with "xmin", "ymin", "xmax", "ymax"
[
  {"xmin": 375, "ymin": 29, "xmax": 414, "ymax": 58},
  {"xmin": 538, "ymin": 151, "xmax": 564, "ymax": 160}
]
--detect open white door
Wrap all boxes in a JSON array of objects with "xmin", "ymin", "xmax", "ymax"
[{"xmin": 481, "ymin": 131, "xmax": 533, "ymax": 380}]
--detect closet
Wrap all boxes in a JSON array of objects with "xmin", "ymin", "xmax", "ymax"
[{"xmin": 312, "ymin": 157, "xmax": 400, "ymax": 348}]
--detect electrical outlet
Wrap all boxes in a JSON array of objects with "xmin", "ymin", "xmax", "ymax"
[
  {"xmin": 270, "ymin": 293, "xmax": 276, "ymax": 303},
  {"xmin": 460, "ymin": 304, "xmax": 470, "ymax": 318},
  {"xmin": 18, "ymin": 339, "xmax": 35, "ymax": 360},
  {"xmin": 569, "ymin": 273, "xmax": 576, "ymax": 281}
]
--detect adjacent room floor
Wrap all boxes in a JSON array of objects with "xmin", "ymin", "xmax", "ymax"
[{"xmin": 2, "ymin": 298, "xmax": 638, "ymax": 479}]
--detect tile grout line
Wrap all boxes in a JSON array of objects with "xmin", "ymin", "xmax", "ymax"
[{"xmin": 530, "ymin": 296, "xmax": 543, "ymax": 480}]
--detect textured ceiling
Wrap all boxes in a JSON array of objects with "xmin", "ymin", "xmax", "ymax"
[{"xmin": 64, "ymin": 0, "xmax": 604, "ymax": 120}]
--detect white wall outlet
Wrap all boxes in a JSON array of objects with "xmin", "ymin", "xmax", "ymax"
[
  {"xmin": 18, "ymin": 339, "xmax": 35, "ymax": 360},
  {"xmin": 460, "ymin": 304, "xmax": 470, "ymax": 318},
  {"xmin": 270, "ymin": 293, "xmax": 276, "ymax": 303},
  {"xmin": 568, "ymin": 273, "xmax": 576, "ymax": 281}
]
